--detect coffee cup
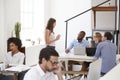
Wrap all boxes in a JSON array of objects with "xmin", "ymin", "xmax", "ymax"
[{"xmin": 0, "ymin": 63, "xmax": 5, "ymax": 71}]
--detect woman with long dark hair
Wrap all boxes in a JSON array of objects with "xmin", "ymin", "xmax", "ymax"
[{"xmin": 45, "ymin": 18, "xmax": 60, "ymax": 49}]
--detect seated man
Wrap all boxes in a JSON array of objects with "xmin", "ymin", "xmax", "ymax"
[
  {"xmin": 65, "ymin": 31, "xmax": 89, "ymax": 53},
  {"xmin": 65, "ymin": 31, "xmax": 89, "ymax": 71},
  {"xmin": 93, "ymin": 32, "xmax": 117, "ymax": 76},
  {"xmin": 23, "ymin": 47, "xmax": 64, "ymax": 80}
]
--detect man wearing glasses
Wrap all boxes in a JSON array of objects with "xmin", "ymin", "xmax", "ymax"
[{"xmin": 23, "ymin": 47, "xmax": 63, "ymax": 80}]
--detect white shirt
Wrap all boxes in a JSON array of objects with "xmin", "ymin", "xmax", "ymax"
[
  {"xmin": 5, "ymin": 51, "xmax": 25, "ymax": 66},
  {"xmin": 49, "ymin": 32, "xmax": 55, "ymax": 46},
  {"xmin": 24, "ymin": 64, "xmax": 58, "ymax": 80}
]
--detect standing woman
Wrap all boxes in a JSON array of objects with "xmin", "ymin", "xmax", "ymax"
[{"xmin": 45, "ymin": 18, "xmax": 60, "ymax": 49}]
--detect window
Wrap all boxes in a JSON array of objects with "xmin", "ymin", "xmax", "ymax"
[{"xmin": 20, "ymin": 0, "xmax": 44, "ymax": 46}]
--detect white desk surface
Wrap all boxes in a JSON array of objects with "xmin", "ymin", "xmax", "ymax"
[
  {"xmin": 59, "ymin": 53, "xmax": 120, "ymax": 62},
  {"xmin": 59, "ymin": 53, "xmax": 120, "ymax": 70},
  {"xmin": 59, "ymin": 53, "xmax": 94, "ymax": 62}
]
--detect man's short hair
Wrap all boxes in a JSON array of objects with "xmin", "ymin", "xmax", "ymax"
[
  {"xmin": 7, "ymin": 37, "xmax": 22, "ymax": 51},
  {"xmin": 80, "ymin": 31, "xmax": 86, "ymax": 35},
  {"xmin": 39, "ymin": 47, "xmax": 59, "ymax": 64},
  {"xmin": 104, "ymin": 32, "xmax": 113, "ymax": 40}
]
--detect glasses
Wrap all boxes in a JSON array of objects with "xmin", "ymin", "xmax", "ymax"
[{"xmin": 49, "ymin": 60, "xmax": 59, "ymax": 66}]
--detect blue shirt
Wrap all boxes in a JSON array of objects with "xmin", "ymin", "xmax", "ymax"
[
  {"xmin": 94, "ymin": 40, "xmax": 117, "ymax": 73},
  {"xmin": 67, "ymin": 39, "xmax": 89, "ymax": 50}
]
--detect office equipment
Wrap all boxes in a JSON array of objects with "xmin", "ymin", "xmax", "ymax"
[
  {"xmin": 74, "ymin": 47, "xmax": 86, "ymax": 55},
  {"xmin": 86, "ymin": 48, "xmax": 96, "ymax": 56}
]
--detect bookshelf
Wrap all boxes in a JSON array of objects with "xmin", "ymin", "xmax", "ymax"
[{"xmin": 92, "ymin": 6, "xmax": 117, "ymax": 29}]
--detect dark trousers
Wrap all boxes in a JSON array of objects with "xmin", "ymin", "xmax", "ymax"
[
  {"xmin": 101, "ymin": 72, "xmax": 106, "ymax": 77},
  {"xmin": 0, "ymin": 74, "xmax": 14, "ymax": 80},
  {"xmin": 18, "ymin": 72, "xmax": 26, "ymax": 80},
  {"xmin": 0, "ymin": 72, "xmax": 26, "ymax": 80},
  {"xmin": 46, "ymin": 45, "xmax": 55, "ymax": 49}
]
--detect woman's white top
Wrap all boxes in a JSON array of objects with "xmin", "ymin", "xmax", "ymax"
[
  {"xmin": 48, "ymin": 32, "xmax": 55, "ymax": 46},
  {"xmin": 46, "ymin": 29, "xmax": 55, "ymax": 46},
  {"xmin": 5, "ymin": 51, "xmax": 25, "ymax": 66}
]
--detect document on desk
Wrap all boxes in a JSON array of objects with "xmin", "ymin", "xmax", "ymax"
[
  {"xmin": 59, "ymin": 53, "xmax": 94, "ymax": 62},
  {"xmin": 5, "ymin": 65, "xmax": 31, "ymax": 72}
]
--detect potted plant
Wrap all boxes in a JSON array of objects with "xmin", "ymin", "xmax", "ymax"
[{"xmin": 14, "ymin": 22, "xmax": 21, "ymax": 39}]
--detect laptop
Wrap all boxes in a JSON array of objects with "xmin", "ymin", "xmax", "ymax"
[
  {"xmin": 86, "ymin": 48, "xmax": 96, "ymax": 56},
  {"xmin": 74, "ymin": 47, "xmax": 86, "ymax": 55}
]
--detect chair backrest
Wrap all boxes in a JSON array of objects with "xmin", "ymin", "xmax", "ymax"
[
  {"xmin": 87, "ymin": 59, "xmax": 101, "ymax": 80},
  {"xmin": 20, "ymin": 47, "xmax": 26, "ymax": 64}
]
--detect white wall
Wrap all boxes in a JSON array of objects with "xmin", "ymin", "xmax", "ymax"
[
  {"xmin": 0, "ymin": 0, "xmax": 6, "ymax": 61},
  {"xmin": 4, "ymin": 0, "xmax": 20, "ymax": 38},
  {"xmin": 0, "ymin": 0, "xmax": 20, "ymax": 62},
  {"xmin": 44, "ymin": 0, "xmax": 92, "ymax": 53},
  {"xmin": 25, "ymin": 45, "xmax": 46, "ymax": 66}
]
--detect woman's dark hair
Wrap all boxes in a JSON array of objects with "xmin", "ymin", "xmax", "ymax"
[
  {"xmin": 39, "ymin": 47, "xmax": 59, "ymax": 64},
  {"xmin": 104, "ymin": 32, "xmax": 113, "ymax": 40},
  {"xmin": 7, "ymin": 37, "xmax": 22, "ymax": 51},
  {"xmin": 46, "ymin": 18, "xmax": 56, "ymax": 33}
]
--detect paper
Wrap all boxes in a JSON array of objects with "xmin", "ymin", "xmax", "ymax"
[{"xmin": 5, "ymin": 65, "xmax": 31, "ymax": 72}]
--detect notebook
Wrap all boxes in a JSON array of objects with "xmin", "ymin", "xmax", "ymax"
[
  {"xmin": 74, "ymin": 47, "xmax": 86, "ymax": 55},
  {"xmin": 86, "ymin": 48, "xmax": 96, "ymax": 56}
]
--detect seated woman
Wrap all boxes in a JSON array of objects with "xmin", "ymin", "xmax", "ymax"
[
  {"xmin": 5, "ymin": 37, "xmax": 25, "ymax": 67},
  {"xmin": 81, "ymin": 32, "xmax": 102, "ymax": 71},
  {"xmin": 0, "ymin": 37, "xmax": 25, "ymax": 80},
  {"xmin": 90, "ymin": 32, "xmax": 102, "ymax": 48}
]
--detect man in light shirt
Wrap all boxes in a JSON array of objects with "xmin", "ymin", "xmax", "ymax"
[
  {"xmin": 65, "ymin": 31, "xmax": 89, "ymax": 71},
  {"xmin": 65, "ymin": 31, "xmax": 89, "ymax": 53},
  {"xmin": 24, "ymin": 47, "xmax": 63, "ymax": 80}
]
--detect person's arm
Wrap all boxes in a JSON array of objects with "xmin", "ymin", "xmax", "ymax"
[
  {"xmin": 57, "ymin": 73, "xmax": 63, "ymax": 80},
  {"xmin": 53, "ymin": 65, "xmax": 63, "ymax": 80},
  {"xmin": 18, "ymin": 52, "xmax": 25, "ymax": 65},
  {"xmin": 65, "ymin": 49, "xmax": 70, "ymax": 53},
  {"xmin": 4, "ymin": 52, "xmax": 10, "ymax": 67},
  {"xmin": 85, "ymin": 40, "xmax": 89, "ymax": 48},
  {"xmin": 65, "ymin": 39, "xmax": 75, "ymax": 53},
  {"xmin": 93, "ymin": 44, "xmax": 101, "ymax": 61}
]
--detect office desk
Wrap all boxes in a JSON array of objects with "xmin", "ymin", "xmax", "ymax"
[
  {"xmin": 0, "ymin": 65, "xmax": 30, "ymax": 80},
  {"xmin": 59, "ymin": 53, "xmax": 120, "ymax": 79},
  {"xmin": 59, "ymin": 53, "xmax": 93, "ymax": 62},
  {"xmin": 59, "ymin": 53, "xmax": 94, "ymax": 70},
  {"xmin": 0, "ymin": 70, "xmax": 19, "ymax": 80},
  {"xmin": 59, "ymin": 53, "xmax": 94, "ymax": 79}
]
